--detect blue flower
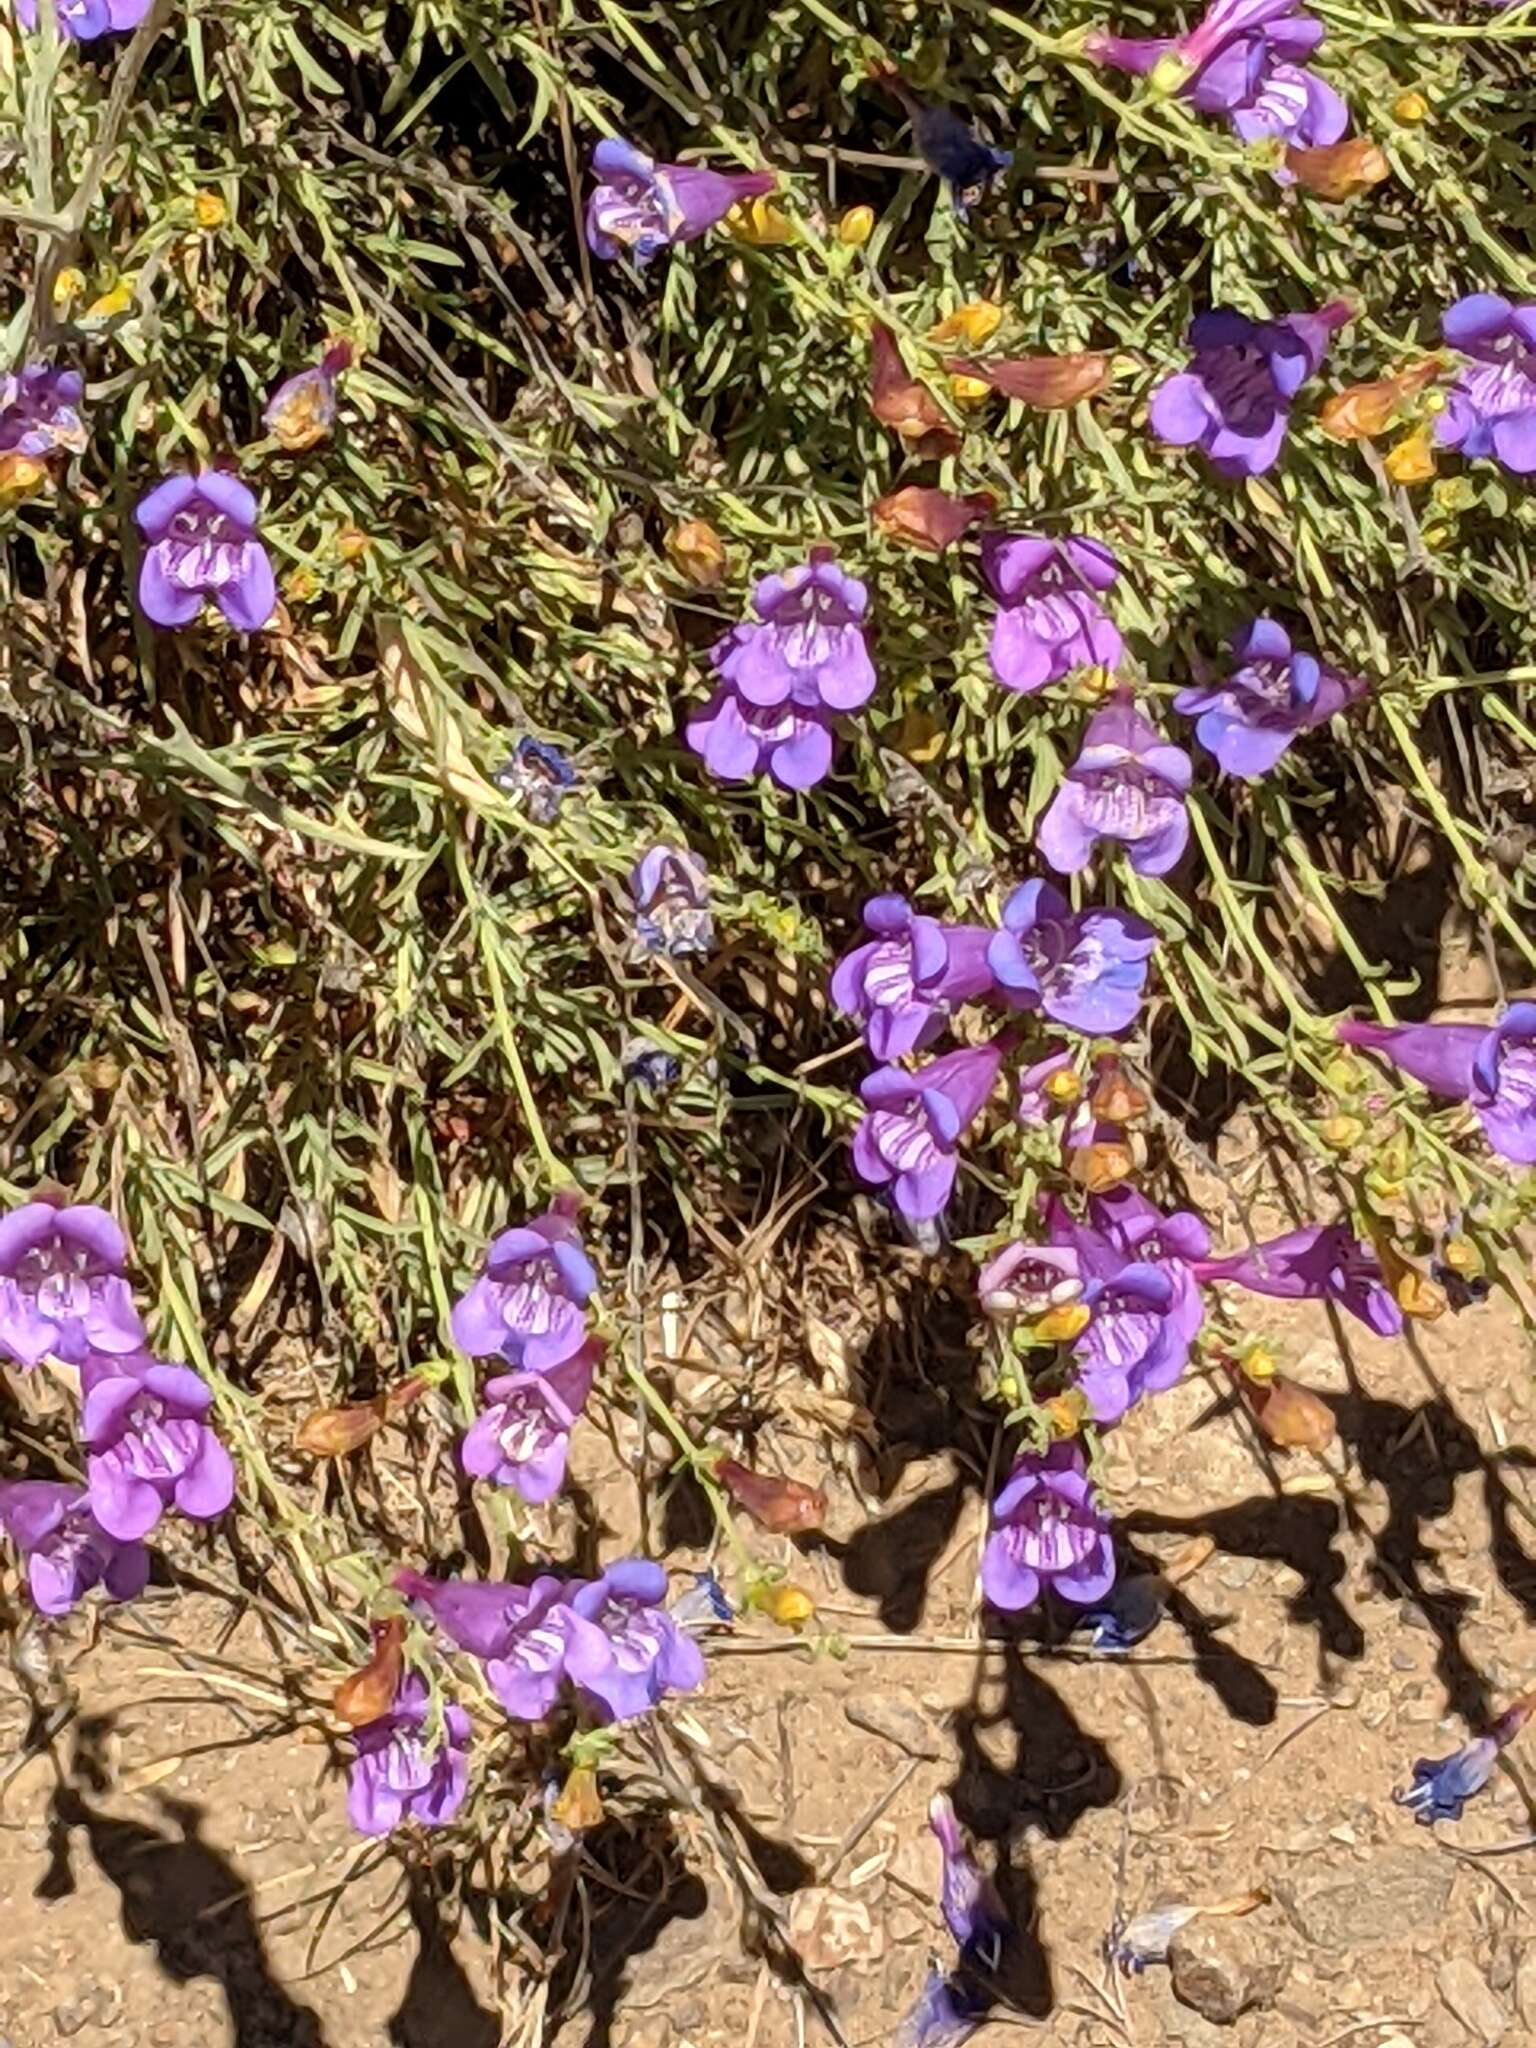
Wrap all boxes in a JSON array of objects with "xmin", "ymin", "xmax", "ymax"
[
  {"xmin": 1395, "ymin": 1737, "xmax": 1500, "ymax": 1824},
  {"xmin": 495, "ymin": 737, "xmax": 578, "ymax": 822},
  {"xmin": 1069, "ymin": 1573, "xmax": 1165, "ymax": 1651}
]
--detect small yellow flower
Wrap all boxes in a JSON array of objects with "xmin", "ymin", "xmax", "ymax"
[
  {"xmin": 1033, "ymin": 1302, "xmax": 1092, "ymax": 1345},
  {"xmin": 1044, "ymin": 1391, "xmax": 1087, "ymax": 1438},
  {"xmin": 334, "ymin": 525, "xmax": 370, "ymax": 562},
  {"xmin": 1044, "ymin": 1066, "xmax": 1082, "ymax": 1105},
  {"xmin": 1391, "ymin": 90, "xmax": 1430, "ymax": 125},
  {"xmin": 664, "ymin": 517, "xmax": 727, "ymax": 588},
  {"xmin": 836, "ymin": 205, "xmax": 875, "ymax": 248},
  {"xmin": 284, "ymin": 567, "xmax": 318, "ymax": 604},
  {"xmin": 947, "ymin": 373, "xmax": 993, "ymax": 406},
  {"xmin": 1441, "ymin": 1235, "xmax": 1483, "ymax": 1278},
  {"xmin": 0, "ymin": 453, "xmax": 48, "ymax": 501},
  {"xmin": 1384, "ymin": 426, "xmax": 1437, "ymax": 485},
  {"xmin": 52, "ymin": 267, "xmax": 86, "ymax": 309},
  {"xmin": 1320, "ymin": 1113, "xmax": 1365, "ymax": 1151},
  {"xmin": 193, "ymin": 190, "xmax": 227, "ymax": 230},
  {"xmin": 764, "ymin": 1584, "xmax": 815, "ymax": 1629},
  {"xmin": 1240, "ymin": 1344, "xmax": 1279, "ymax": 1384},
  {"xmin": 83, "ymin": 278, "xmax": 136, "ymax": 321},
  {"xmin": 927, "ymin": 301, "xmax": 1003, "ymax": 349},
  {"xmin": 728, "ymin": 196, "xmax": 795, "ymax": 245}
]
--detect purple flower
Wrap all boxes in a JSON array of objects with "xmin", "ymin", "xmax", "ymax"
[
  {"xmin": 896, "ymin": 1968, "xmax": 986, "ymax": 2048},
  {"xmin": 134, "ymin": 472, "xmax": 277, "ymax": 633},
  {"xmin": 1070, "ymin": 1572, "xmax": 1166, "ymax": 1650},
  {"xmin": 1395, "ymin": 1695, "xmax": 1534, "ymax": 1824},
  {"xmin": 1435, "ymin": 294, "xmax": 1536, "ymax": 475},
  {"xmin": 688, "ymin": 556, "xmax": 876, "ymax": 792},
  {"xmin": 563, "ymin": 1559, "xmax": 707, "ymax": 1722},
  {"xmin": 987, "ymin": 880, "xmax": 1157, "ymax": 1036},
  {"xmin": 0, "ymin": 1201, "xmax": 144, "ymax": 1368},
  {"xmin": 1193, "ymin": 1221, "xmax": 1403, "ymax": 1335},
  {"xmin": 1040, "ymin": 1191, "xmax": 1207, "ymax": 1422},
  {"xmin": 975, "ymin": 1240, "xmax": 1084, "ymax": 1319},
  {"xmin": 929, "ymin": 1794, "xmax": 1008, "ymax": 1968},
  {"xmin": 1014, "ymin": 1047, "xmax": 1079, "ymax": 1128},
  {"xmin": 830, "ymin": 896, "xmax": 995, "ymax": 1060},
  {"xmin": 494, "ymin": 737, "xmax": 578, "ymax": 821},
  {"xmin": 460, "ymin": 1344, "xmax": 596, "ymax": 1501},
  {"xmin": 0, "ymin": 1480, "xmax": 148, "ymax": 1616},
  {"xmin": 80, "ymin": 1353, "xmax": 235, "ymax": 1541},
  {"xmin": 1087, "ymin": 0, "xmax": 1347, "ymax": 160},
  {"xmin": 1338, "ymin": 1004, "xmax": 1536, "ymax": 1167},
  {"xmin": 1175, "ymin": 617, "xmax": 1365, "ymax": 780},
  {"xmin": 630, "ymin": 844, "xmax": 714, "ymax": 959},
  {"xmin": 346, "ymin": 1673, "xmax": 470, "ymax": 1837},
  {"xmin": 981, "ymin": 1441, "xmax": 1117, "ymax": 1612},
  {"xmin": 685, "ymin": 689, "xmax": 840, "ymax": 792},
  {"xmin": 450, "ymin": 1203, "xmax": 597, "ymax": 1370},
  {"xmin": 394, "ymin": 1568, "xmax": 575, "ymax": 1720},
  {"xmin": 13, "ymin": 0, "xmax": 150, "ymax": 37},
  {"xmin": 1149, "ymin": 302, "xmax": 1351, "ymax": 478},
  {"xmin": 0, "ymin": 364, "xmax": 87, "ymax": 458},
  {"xmin": 982, "ymin": 534, "xmax": 1122, "ymax": 696},
  {"xmin": 1037, "ymin": 698, "xmax": 1191, "ymax": 878},
  {"xmin": 585, "ymin": 139, "xmax": 774, "ymax": 264},
  {"xmin": 850, "ymin": 1042, "xmax": 1006, "ymax": 1223},
  {"xmin": 262, "ymin": 343, "xmax": 351, "ymax": 452}
]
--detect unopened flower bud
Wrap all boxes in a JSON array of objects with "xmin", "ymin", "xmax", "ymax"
[
  {"xmin": 928, "ymin": 301, "xmax": 1003, "ymax": 348},
  {"xmin": 332, "ymin": 1619, "xmax": 404, "ymax": 1726},
  {"xmin": 664, "ymin": 517, "xmax": 727, "ymax": 588},
  {"xmin": 1391, "ymin": 91, "xmax": 1430, "ymax": 125},
  {"xmin": 836, "ymin": 205, "xmax": 874, "ymax": 248},
  {"xmin": 193, "ymin": 190, "xmax": 228, "ymax": 230}
]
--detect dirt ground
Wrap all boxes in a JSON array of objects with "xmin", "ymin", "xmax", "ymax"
[{"xmin": 3, "ymin": 1228, "xmax": 1536, "ymax": 2048}]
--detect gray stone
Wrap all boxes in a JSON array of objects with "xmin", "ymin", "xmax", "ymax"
[
  {"xmin": 1274, "ymin": 1846, "xmax": 1455, "ymax": 1950},
  {"xmin": 1437, "ymin": 1956, "xmax": 1508, "ymax": 2044},
  {"xmin": 842, "ymin": 1692, "xmax": 944, "ymax": 1759},
  {"xmin": 1169, "ymin": 1918, "xmax": 1289, "ymax": 2026}
]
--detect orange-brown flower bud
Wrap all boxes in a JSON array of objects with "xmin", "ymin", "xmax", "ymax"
[
  {"xmin": 716, "ymin": 1457, "xmax": 826, "ymax": 1533},
  {"xmin": 1285, "ymin": 138, "xmax": 1390, "ymax": 201},
  {"xmin": 946, "ymin": 351, "xmax": 1109, "ymax": 409},
  {"xmin": 332, "ymin": 1619, "xmax": 404, "ymax": 1726},
  {"xmin": 872, "ymin": 486, "xmax": 994, "ymax": 553}
]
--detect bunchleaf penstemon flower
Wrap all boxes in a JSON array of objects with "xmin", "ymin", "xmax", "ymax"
[
  {"xmin": 563, "ymin": 1560, "xmax": 707, "ymax": 1721},
  {"xmin": 13, "ymin": 0, "xmax": 150, "ymax": 38},
  {"xmin": 630, "ymin": 845, "xmax": 714, "ymax": 960},
  {"xmin": 1395, "ymin": 1692, "xmax": 1536, "ymax": 1825},
  {"xmin": 1435, "ymin": 293, "xmax": 1536, "ymax": 475},
  {"xmin": 851, "ymin": 1042, "xmax": 1005, "ymax": 1223},
  {"xmin": 1149, "ymin": 301, "xmax": 1351, "ymax": 478},
  {"xmin": 1193, "ymin": 1221, "xmax": 1402, "ymax": 1334},
  {"xmin": 134, "ymin": 472, "xmax": 277, "ymax": 633},
  {"xmin": 347, "ymin": 1672, "xmax": 471, "ymax": 1837},
  {"xmin": 830, "ymin": 896, "xmax": 994, "ymax": 1060},
  {"xmin": 263, "ymin": 342, "xmax": 352, "ymax": 453},
  {"xmin": 81, "ymin": 1352, "xmax": 235, "ymax": 1541},
  {"xmin": 395, "ymin": 1568, "xmax": 576, "ymax": 1720},
  {"xmin": 1338, "ymin": 1003, "xmax": 1536, "ymax": 1167},
  {"xmin": 986, "ymin": 880, "xmax": 1157, "ymax": 1035},
  {"xmin": 0, "ymin": 1480, "xmax": 148, "ymax": 1616},
  {"xmin": 1046, "ymin": 1190, "xmax": 1209, "ymax": 1422},
  {"xmin": 0, "ymin": 1200, "xmax": 144, "ymax": 1368},
  {"xmin": 687, "ymin": 553, "xmax": 876, "ymax": 792},
  {"xmin": 981, "ymin": 1440, "xmax": 1117, "ymax": 1613},
  {"xmin": 1175, "ymin": 617, "xmax": 1366, "ymax": 779},
  {"xmin": 1037, "ymin": 696, "xmax": 1192, "ymax": 877},
  {"xmin": 460, "ymin": 1342, "xmax": 598, "ymax": 1502},
  {"xmin": 586, "ymin": 140, "xmax": 775, "ymax": 264},
  {"xmin": 0, "ymin": 364, "xmax": 88, "ymax": 459},
  {"xmin": 982, "ymin": 533, "xmax": 1123, "ymax": 696},
  {"xmin": 450, "ymin": 1199, "xmax": 597, "ymax": 1371}
]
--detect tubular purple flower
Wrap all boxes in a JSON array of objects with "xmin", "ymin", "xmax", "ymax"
[
  {"xmin": 1015, "ymin": 1047, "xmax": 1078, "ymax": 1128},
  {"xmin": 981, "ymin": 1440, "xmax": 1117, "ymax": 1612},
  {"xmin": 1175, "ymin": 617, "xmax": 1365, "ymax": 780},
  {"xmin": 394, "ymin": 1568, "xmax": 575, "ymax": 1720},
  {"xmin": 630, "ymin": 844, "xmax": 714, "ymax": 959},
  {"xmin": 347, "ymin": 1672, "xmax": 470, "ymax": 1837},
  {"xmin": 896, "ymin": 1968, "xmax": 986, "ymax": 2048},
  {"xmin": 460, "ymin": 1343, "xmax": 596, "ymax": 1501},
  {"xmin": 81, "ymin": 1353, "xmax": 235, "ymax": 1541},
  {"xmin": 13, "ymin": 0, "xmax": 150, "ymax": 37},
  {"xmin": 851, "ymin": 1042, "xmax": 1006, "ymax": 1222},
  {"xmin": 563, "ymin": 1559, "xmax": 707, "ymax": 1722},
  {"xmin": 1037, "ymin": 698, "xmax": 1191, "ymax": 878},
  {"xmin": 586, "ymin": 138, "xmax": 775, "ymax": 264},
  {"xmin": 830, "ymin": 896, "xmax": 995, "ymax": 1060},
  {"xmin": 1339, "ymin": 1004, "xmax": 1536, "ymax": 1166},
  {"xmin": 685, "ymin": 688, "xmax": 839, "ymax": 791},
  {"xmin": 450, "ymin": 1203, "xmax": 596, "ymax": 1369},
  {"xmin": 0, "ymin": 1200, "xmax": 144, "ymax": 1368},
  {"xmin": 1193, "ymin": 1221, "xmax": 1403, "ymax": 1335},
  {"xmin": 1149, "ymin": 302, "xmax": 1351, "ymax": 478},
  {"xmin": 0, "ymin": 1480, "xmax": 148, "ymax": 1616},
  {"xmin": 987, "ymin": 880, "xmax": 1157, "ymax": 1036},
  {"xmin": 717, "ymin": 556, "xmax": 876, "ymax": 714},
  {"xmin": 929, "ymin": 1794, "xmax": 1008, "ymax": 1968},
  {"xmin": 134, "ymin": 472, "xmax": 277, "ymax": 632},
  {"xmin": 982, "ymin": 533, "xmax": 1123, "ymax": 696},
  {"xmin": 1435, "ymin": 294, "xmax": 1536, "ymax": 475},
  {"xmin": 0, "ymin": 365, "xmax": 87, "ymax": 458},
  {"xmin": 1045, "ymin": 1191, "xmax": 1207, "ymax": 1419},
  {"xmin": 1395, "ymin": 1695, "xmax": 1534, "ymax": 1825}
]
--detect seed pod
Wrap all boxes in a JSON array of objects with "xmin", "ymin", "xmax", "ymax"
[
  {"xmin": 295, "ymin": 1400, "xmax": 385, "ymax": 1456},
  {"xmin": 1239, "ymin": 1369, "xmax": 1337, "ymax": 1452},
  {"xmin": 332, "ymin": 1619, "xmax": 404, "ymax": 1727},
  {"xmin": 716, "ymin": 1457, "xmax": 826, "ymax": 1534},
  {"xmin": 1285, "ymin": 137, "xmax": 1391, "ymax": 201}
]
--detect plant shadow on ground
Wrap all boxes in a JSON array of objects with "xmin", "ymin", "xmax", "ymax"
[{"xmin": 41, "ymin": 1770, "xmax": 328, "ymax": 2048}]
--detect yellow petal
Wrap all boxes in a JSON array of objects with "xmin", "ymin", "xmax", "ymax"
[
  {"xmin": 1033, "ymin": 1302, "xmax": 1092, "ymax": 1344},
  {"xmin": 836, "ymin": 206, "xmax": 874, "ymax": 248},
  {"xmin": 947, "ymin": 373, "xmax": 992, "ymax": 405},
  {"xmin": 1385, "ymin": 425, "xmax": 1437, "ymax": 484},
  {"xmin": 193, "ymin": 190, "xmax": 227, "ymax": 229},
  {"xmin": 927, "ymin": 301, "xmax": 1003, "ymax": 348}
]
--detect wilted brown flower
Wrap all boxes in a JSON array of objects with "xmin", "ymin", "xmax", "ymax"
[
  {"xmin": 1233, "ymin": 1365, "xmax": 1337, "ymax": 1452},
  {"xmin": 869, "ymin": 323, "xmax": 960, "ymax": 459},
  {"xmin": 332, "ymin": 1619, "xmax": 404, "ymax": 1727},
  {"xmin": 1319, "ymin": 358, "xmax": 1444, "ymax": 441},
  {"xmin": 872, "ymin": 486, "xmax": 994, "ymax": 553},
  {"xmin": 1285, "ymin": 137, "xmax": 1390, "ymax": 201},
  {"xmin": 716, "ymin": 1457, "xmax": 826, "ymax": 1533},
  {"xmin": 946, "ymin": 351, "xmax": 1110, "ymax": 409},
  {"xmin": 664, "ymin": 518, "xmax": 728, "ymax": 587}
]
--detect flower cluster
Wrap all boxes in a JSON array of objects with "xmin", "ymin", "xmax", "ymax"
[
  {"xmin": 688, "ymin": 553, "xmax": 877, "ymax": 791},
  {"xmin": 0, "ymin": 1198, "xmax": 234, "ymax": 1617}
]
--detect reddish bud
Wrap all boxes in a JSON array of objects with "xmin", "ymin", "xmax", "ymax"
[
  {"xmin": 1231, "ymin": 1364, "xmax": 1336, "ymax": 1452},
  {"xmin": 332, "ymin": 1619, "xmax": 404, "ymax": 1727},
  {"xmin": 1089, "ymin": 1059, "xmax": 1149, "ymax": 1125},
  {"xmin": 1285, "ymin": 137, "xmax": 1390, "ymax": 201},
  {"xmin": 946, "ymin": 351, "xmax": 1110, "ymax": 409},
  {"xmin": 872, "ymin": 486, "xmax": 994, "ymax": 553},
  {"xmin": 1319, "ymin": 358, "xmax": 1444, "ymax": 442},
  {"xmin": 870, "ymin": 324, "xmax": 961, "ymax": 459},
  {"xmin": 295, "ymin": 1400, "xmax": 385, "ymax": 1456},
  {"xmin": 716, "ymin": 1457, "xmax": 826, "ymax": 1534}
]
